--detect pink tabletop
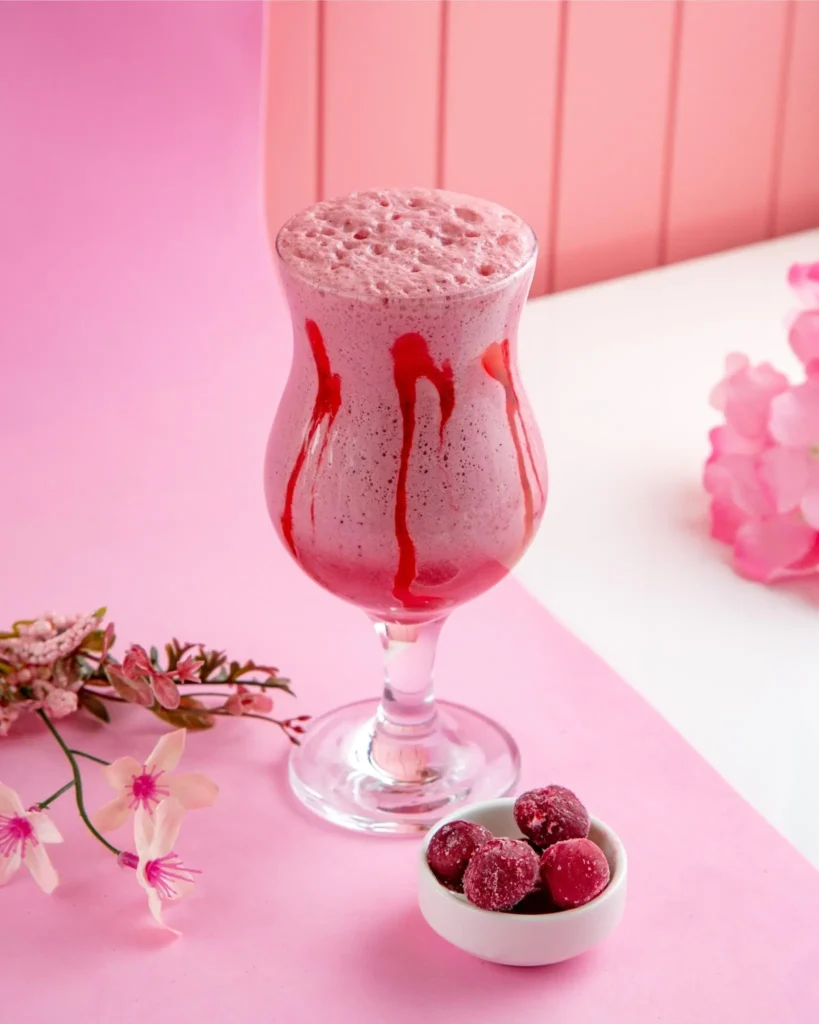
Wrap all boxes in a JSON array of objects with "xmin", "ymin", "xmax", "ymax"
[{"xmin": 2, "ymin": 5, "xmax": 818, "ymax": 1022}]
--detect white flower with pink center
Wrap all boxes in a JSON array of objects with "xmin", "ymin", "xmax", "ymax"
[
  {"xmin": 93, "ymin": 729, "xmax": 218, "ymax": 833},
  {"xmin": 0, "ymin": 782, "xmax": 63, "ymax": 893},
  {"xmin": 122, "ymin": 798, "xmax": 200, "ymax": 933}
]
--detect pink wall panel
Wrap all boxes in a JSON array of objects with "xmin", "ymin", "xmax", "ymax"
[
  {"xmin": 553, "ymin": 1, "xmax": 678, "ymax": 292},
  {"xmin": 775, "ymin": 1, "xmax": 819, "ymax": 235},
  {"xmin": 322, "ymin": 0, "xmax": 441, "ymax": 199},
  {"xmin": 664, "ymin": 1, "xmax": 790, "ymax": 264},
  {"xmin": 442, "ymin": 0, "xmax": 563, "ymax": 297},
  {"xmin": 262, "ymin": 0, "xmax": 319, "ymax": 248}
]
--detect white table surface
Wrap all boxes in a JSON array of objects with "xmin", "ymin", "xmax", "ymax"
[{"xmin": 515, "ymin": 231, "xmax": 819, "ymax": 869}]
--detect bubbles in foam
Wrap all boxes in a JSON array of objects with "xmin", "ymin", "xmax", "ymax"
[{"xmin": 277, "ymin": 188, "xmax": 535, "ymax": 300}]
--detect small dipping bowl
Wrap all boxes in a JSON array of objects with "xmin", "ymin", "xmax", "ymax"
[{"xmin": 418, "ymin": 797, "xmax": 627, "ymax": 966}]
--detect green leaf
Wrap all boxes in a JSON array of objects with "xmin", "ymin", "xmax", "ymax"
[
  {"xmin": 78, "ymin": 689, "xmax": 110, "ymax": 723},
  {"xmin": 151, "ymin": 695, "xmax": 215, "ymax": 731},
  {"xmin": 149, "ymin": 646, "xmax": 160, "ymax": 669},
  {"xmin": 92, "ymin": 606, "xmax": 107, "ymax": 619},
  {"xmin": 82, "ymin": 630, "xmax": 106, "ymax": 652}
]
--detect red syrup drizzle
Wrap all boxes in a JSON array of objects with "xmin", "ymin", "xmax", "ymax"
[
  {"xmin": 281, "ymin": 320, "xmax": 342, "ymax": 557},
  {"xmin": 391, "ymin": 333, "xmax": 455, "ymax": 608},
  {"xmin": 481, "ymin": 339, "xmax": 542, "ymax": 548}
]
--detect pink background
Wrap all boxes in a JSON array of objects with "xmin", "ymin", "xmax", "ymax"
[
  {"xmin": 2, "ymin": 4, "xmax": 819, "ymax": 1021},
  {"xmin": 264, "ymin": 0, "xmax": 819, "ymax": 297}
]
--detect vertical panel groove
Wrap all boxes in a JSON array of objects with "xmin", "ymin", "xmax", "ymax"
[
  {"xmin": 315, "ymin": 0, "xmax": 325, "ymax": 200},
  {"xmin": 436, "ymin": 0, "xmax": 449, "ymax": 189},
  {"xmin": 658, "ymin": 0, "xmax": 683, "ymax": 265},
  {"xmin": 767, "ymin": 0, "xmax": 797, "ymax": 238},
  {"xmin": 545, "ymin": 0, "xmax": 569, "ymax": 294}
]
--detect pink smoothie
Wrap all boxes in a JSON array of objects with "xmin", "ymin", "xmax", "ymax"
[{"xmin": 266, "ymin": 188, "xmax": 546, "ymax": 622}]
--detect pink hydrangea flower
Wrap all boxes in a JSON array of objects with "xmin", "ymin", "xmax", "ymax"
[
  {"xmin": 0, "ymin": 707, "xmax": 20, "ymax": 739},
  {"xmin": 93, "ymin": 728, "xmax": 218, "ymax": 832},
  {"xmin": 788, "ymin": 262, "xmax": 819, "ymax": 307},
  {"xmin": 0, "ymin": 782, "xmax": 63, "ymax": 893},
  {"xmin": 120, "ymin": 798, "xmax": 200, "ymax": 934},
  {"xmin": 42, "ymin": 687, "xmax": 78, "ymax": 720},
  {"xmin": 0, "ymin": 612, "xmax": 102, "ymax": 667}
]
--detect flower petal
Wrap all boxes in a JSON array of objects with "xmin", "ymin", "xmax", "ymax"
[
  {"xmin": 24, "ymin": 842, "xmax": 59, "ymax": 894},
  {"xmin": 168, "ymin": 773, "xmax": 219, "ymax": 810},
  {"xmin": 29, "ymin": 811, "xmax": 62, "ymax": 845},
  {"xmin": 146, "ymin": 730, "xmax": 186, "ymax": 774},
  {"xmin": 709, "ymin": 496, "xmax": 746, "ymax": 545},
  {"xmin": 0, "ymin": 782, "xmax": 25, "ymax": 817},
  {"xmin": 148, "ymin": 798, "xmax": 186, "ymax": 860},
  {"xmin": 134, "ymin": 807, "xmax": 156, "ymax": 860},
  {"xmin": 769, "ymin": 379, "xmax": 819, "ymax": 448},
  {"xmin": 93, "ymin": 794, "xmax": 131, "ymax": 833},
  {"xmin": 147, "ymin": 888, "xmax": 181, "ymax": 935},
  {"xmin": 0, "ymin": 852, "xmax": 21, "ymax": 886},
  {"xmin": 102, "ymin": 756, "xmax": 142, "ymax": 794},
  {"xmin": 151, "ymin": 674, "xmax": 181, "ymax": 711},
  {"xmin": 788, "ymin": 262, "xmax": 819, "ymax": 306},
  {"xmin": 789, "ymin": 311, "xmax": 819, "ymax": 368},
  {"xmin": 757, "ymin": 447, "xmax": 811, "ymax": 513},
  {"xmin": 107, "ymin": 666, "xmax": 153, "ymax": 707},
  {"xmin": 801, "ymin": 476, "xmax": 819, "ymax": 530},
  {"xmin": 733, "ymin": 515, "xmax": 817, "ymax": 582}
]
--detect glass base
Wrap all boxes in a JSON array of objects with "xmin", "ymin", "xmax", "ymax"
[{"xmin": 289, "ymin": 698, "xmax": 520, "ymax": 835}]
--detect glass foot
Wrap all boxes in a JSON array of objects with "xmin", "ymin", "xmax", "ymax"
[{"xmin": 289, "ymin": 698, "xmax": 520, "ymax": 835}]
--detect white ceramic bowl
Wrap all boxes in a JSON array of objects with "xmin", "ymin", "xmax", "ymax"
[{"xmin": 418, "ymin": 798, "xmax": 627, "ymax": 966}]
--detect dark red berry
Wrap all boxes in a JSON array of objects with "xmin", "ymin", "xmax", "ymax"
[
  {"xmin": 539, "ymin": 838, "xmax": 610, "ymax": 909},
  {"xmin": 509, "ymin": 887, "xmax": 560, "ymax": 915},
  {"xmin": 462, "ymin": 837, "xmax": 539, "ymax": 911},
  {"xmin": 426, "ymin": 820, "xmax": 492, "ymax": 891},
  {"xmin": 514, "ymin": 785, "xmax": 590, "ymax": 849}
]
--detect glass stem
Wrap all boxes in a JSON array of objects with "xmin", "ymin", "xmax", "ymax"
[{"xmin": 372, "ymin": 616, "xmax": 445, "ymax": 741}]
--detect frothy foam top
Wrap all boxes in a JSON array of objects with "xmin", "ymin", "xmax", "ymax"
[{"xmin": 276, "ymin": 188, "xmax": 536, "ymax": 300}]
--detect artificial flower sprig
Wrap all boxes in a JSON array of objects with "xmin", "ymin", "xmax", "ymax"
[
  {"xmin": 0, "ymin": 609, "xmax": 308, "ymax": 931},
  {"xmin": 1, "ymin": 729, "xmax": 210, "ymax": 933},
  {"xmin": 704, "ymin": 261, "xmax": 819, "ymax": 581},
  {"xmin": 0, "ymin": 609, "xmax": 308, "ymax": 742}
]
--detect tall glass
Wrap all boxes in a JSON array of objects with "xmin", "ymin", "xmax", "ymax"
[{"xmin": 265, "ymin": 189, "xmax": 546, "ymax": 833}]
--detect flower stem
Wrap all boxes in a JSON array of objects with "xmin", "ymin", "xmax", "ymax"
[
  {"xmin": 207, "ymin": 708, "xmax": 302, "ymax": 744},
  {"xmin": 70, "ymin": 749, "xmax": 110, "ymax": 766},
  {"xmin": 37, "ymin": 711, "xmax": 120, "ymax": 856},
  {"xmin": 37, "ymin": 780, "xmax": 75, "ymax": 809}
]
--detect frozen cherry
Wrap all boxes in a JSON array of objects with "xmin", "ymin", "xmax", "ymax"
[
  {"xmin": 514, "ymin": 785, "xmax": 590, "ymax": 849},
  {"xmin": 539, "ymin": 838, "xmax": 610, "ymax": 909},
  {"xmin": 463, "ymin": 837, "xmax": 539, "ymax": 911},
  {"xmin": 426, "ymin": 820, "xmax": 492, "ymax": 891}
]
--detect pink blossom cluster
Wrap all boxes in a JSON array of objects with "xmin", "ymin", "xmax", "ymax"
[
  {"xmin": 704, "ymin": 262, "xmax": 819, "ymax": 581},
  {"xmin": 0, "ymin": 612, "xmax": 104, "ymax": 735}
]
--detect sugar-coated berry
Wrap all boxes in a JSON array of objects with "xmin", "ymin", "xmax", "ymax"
[
  {"xmin": 426, "ymin": 820, "xmax": 493, "ymax": 891},
  {"xmin": 509, "ymin": 887, "xmax": 559, "ymax": 915},
  {"xmin": 539, "ymin": 838, "xmax": 610, "ymax": 909},
  {"xmin": 514, "ymin": 785, "xmax": 590, "ymax": 849},
  {"xmin": 463, "ymin": 837, "xmax": 539, "ymax": 911}
]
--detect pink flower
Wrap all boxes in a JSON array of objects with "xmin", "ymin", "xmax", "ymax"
[
  {"xmin": 788, "ymin": 262, "xmax": 819, "ymax": 307},
  {"xmin": 108, "ymin": 645, "xmax": 184, "ymax": 710},
  {"xmin": 224, "ymin": 686, "xmax": 273, "ymax": 716},
  {"xmin": 789, "ymin": 310, "xmax": 819, "ymax": 373},
  {"xmin": 120, "ymin": 798, "xmax": 200, "ymax": 934},
  {"xmin": 0, "ymin": 707, "xmax": 20, "ymax": 738},
  {"xmin": 0, "ymin": 612, "xmax": 102, "ymax": 667},
  {"xmin": 0, "ymin": 782, "xmax": 62, "ymax": 893},
  {"xmin": 93, "ymin": 728, "xmax": 218, "ymax": 832},
  {"xmin": 709, "ymin": 354, "xmax": 789, "ymax": 452},
  {"xmin": 765, "ymin": 378, "xmax": 819, "ymax": 528},
  {"xmin": 42, "ymin": 688, "xmax": 78, "ymax": 720}
]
